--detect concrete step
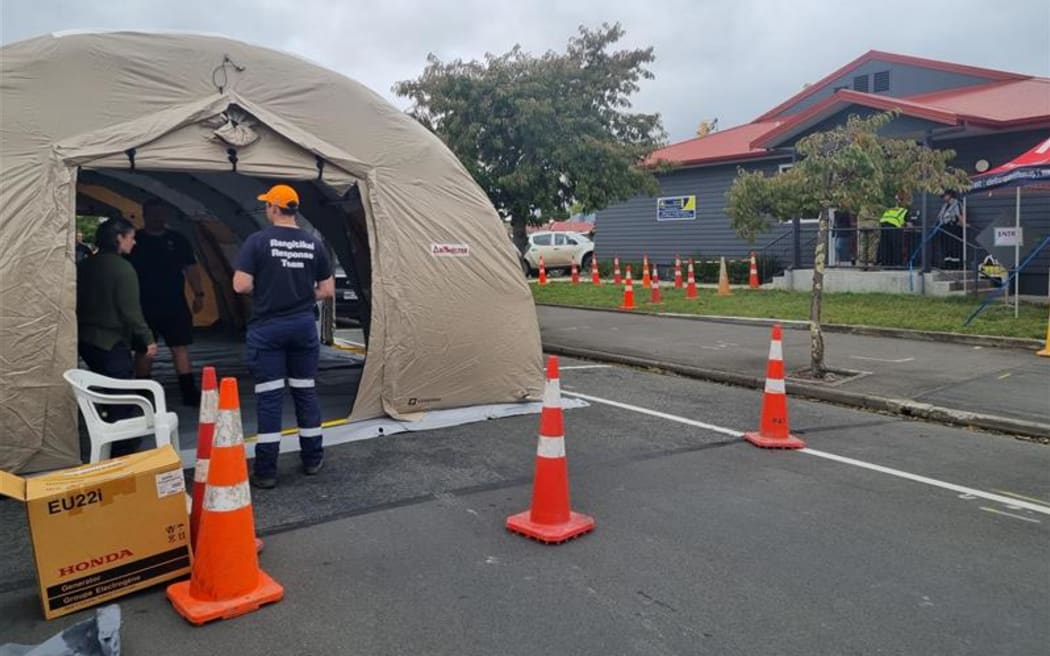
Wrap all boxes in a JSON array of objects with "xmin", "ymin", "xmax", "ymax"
[
  {"xmin": 928, "ymin": 279, "xmax": 998, "ymax": 296},
  {"xmin": 929, "ymin": 269, "xmax": 969, "ymax": 282}
]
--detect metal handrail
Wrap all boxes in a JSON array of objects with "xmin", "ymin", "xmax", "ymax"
[
  {"xmin": 907, "ymin": 224, "xmax": 943, "ymax": 292},
  {"xmin": 908, "ymin": 223, "xmax": 986, "ymax": 293},
  {"xmin": 755, "ymin": 229, "xmax": 793, "ymax": 257},
  {"xmin": 962, "ymin": 235, "xmax": 1050, "ymax": 326}
]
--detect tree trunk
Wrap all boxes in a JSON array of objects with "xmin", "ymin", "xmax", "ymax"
[
  {"xmin": 809, "ymin": 207, "xmax": 830, "ymax": 378},
  {"xmin": 511, "ymin": 214, "xmax": 529, "ymax": 256}
]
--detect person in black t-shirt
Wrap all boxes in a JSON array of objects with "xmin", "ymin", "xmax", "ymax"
[
  {"xmin": 128, "ymin": 199, "xmax": 206, "ymax": 406},
  {"xmin": 233, "ymin": 184, "xmax": 335, "ymax": 489}
]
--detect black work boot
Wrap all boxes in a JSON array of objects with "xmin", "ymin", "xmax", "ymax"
[
  {"xmin": 250, "ymin": 473, "xmax": 278, "ymax": 489},
  {"xmin": 178, "ymin": 373, "xmax": 200, "ymax": 407}
]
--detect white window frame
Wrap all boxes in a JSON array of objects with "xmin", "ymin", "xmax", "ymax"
[{"xmin": 777, "ymin": 163, "xmax": 819, "ymax": 224}]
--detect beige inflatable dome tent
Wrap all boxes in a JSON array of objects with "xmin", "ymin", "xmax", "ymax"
[{"xmin": 0, "ymin": 31, "xmax": 543, "ymax": 473}]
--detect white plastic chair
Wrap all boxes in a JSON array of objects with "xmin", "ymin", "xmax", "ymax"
[{"xmin": 63, "ymin": 369, "xmax": 181, "ymax": 463}]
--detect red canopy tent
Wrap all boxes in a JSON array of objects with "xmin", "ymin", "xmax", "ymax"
[
  {"xmin": 967, "ymin": 135, "xmax": 1050, "ymax": 315},
  {"xmin": 970, "ymin": 136, "xmax": 1050, "ymax": 192}
]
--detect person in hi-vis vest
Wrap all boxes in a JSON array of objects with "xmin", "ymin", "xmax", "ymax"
[{"xmin": 877, "ymin": 191, "xmax": 910, "ymax": 267}]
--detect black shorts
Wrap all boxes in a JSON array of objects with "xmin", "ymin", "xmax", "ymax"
[{"xmin": 143, "ymin": 301, "xmax": 194, "ymax": 347}]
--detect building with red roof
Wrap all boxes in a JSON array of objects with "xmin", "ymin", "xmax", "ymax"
[{"xmin": 596, "ymin": 50, "xmax": 1050, "ymax": 294}]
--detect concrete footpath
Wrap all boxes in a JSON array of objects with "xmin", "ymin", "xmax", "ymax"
[{"xmin": 538, "ymin": 306, "xmax": 1050, "ymax": 439}]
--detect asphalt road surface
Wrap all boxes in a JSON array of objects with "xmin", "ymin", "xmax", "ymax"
[{"xmin": 2, "ymin": 359, "xmax": 1047, "ymax": 655}]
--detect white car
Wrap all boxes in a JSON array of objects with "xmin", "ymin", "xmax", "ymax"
[{"xmin": 521, "ymin": 231, "xmax": 594, "ymax": 277}]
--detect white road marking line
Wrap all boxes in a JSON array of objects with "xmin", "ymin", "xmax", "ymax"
[
  {"xmin": 563, "ymin": 391, "xmax": 741, "ymax": 438},
  {"xmin": 560, "ymin": 365, "xmax": 613, "ymax": 370},
  {"xmin": 979, "ymin": 507, "xmax": 1042, "ymax": 524},
  {"xmin": 992, "ymin": 489, "xmax": 1050, "ymax": 508},
  {"xmin": 799, "ymin": 448, "xmax": 1050, "ymax": 517},
  {"xmin": 562, "ymin": 390, "xmax": 1050, "ymax": 518},
  {"xmin": 849, "ymin": 356, "xmax": 916, "ymax": 363}
]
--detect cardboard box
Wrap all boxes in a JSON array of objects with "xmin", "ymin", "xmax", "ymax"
[{"xmin": 0, "ymin": 446, "xmax": 192, "ymax": 619}]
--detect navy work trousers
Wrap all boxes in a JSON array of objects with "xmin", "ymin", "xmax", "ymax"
[{"xmin": 246, "ymin": 312, "xmax": 324, "ymax": 478}]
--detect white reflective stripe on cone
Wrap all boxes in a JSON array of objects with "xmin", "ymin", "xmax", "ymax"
[
  {"xmin": 256, "ymin": 432, "xmax": 283, "ymax": 444},
  {"xmin": 288, "ymin": 378, "xmax": 315, "ymax": 388},
  {"xmin": 299, "ymin": 426, "xmax": 322, "ymax": 437},
  {"xmin": 199, "ymin": 390, "xmax": 219, "ymax": 424},
  {"xmin": 536, "ymin": 434, "xmax": 566, "ymax": 458},
  {"xmin": 543, "ymin": 379, "xmax": 562, "ymax": 408},
  {"xmin": 193, "ymin": 458, "xmax": 210, "ymax": 483},
  {"xmin": 213, "ymin": 410, "xmax": 246, "ymax": 447},
  {"xmin": 764, "ymin": 378, "xmax": 786, "ymax": 394},
  {"xmin": 768, "ymin": 340, "xmax": 783, "ymax": 361},
  {"xmin": 203, "ymin": 481, "xmax": 251, "ymax": 512},
  {"xmin": 255, "ymin": 379, "xmax": 285, "ymax": 393}
]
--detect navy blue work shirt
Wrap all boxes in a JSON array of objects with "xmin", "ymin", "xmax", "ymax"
[{"xmin": 235, "ymin": 225, "xmax": 333, "ymax": 322}]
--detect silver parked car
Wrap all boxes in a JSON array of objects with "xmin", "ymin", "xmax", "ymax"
[{"xmin": 521, "ymin": 231, "xmax": 594, "ymax": 277}]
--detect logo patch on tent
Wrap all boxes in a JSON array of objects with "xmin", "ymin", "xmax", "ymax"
[{"xmin": 430, "ymin": 243, "xmax": 470, "ymax": 257}]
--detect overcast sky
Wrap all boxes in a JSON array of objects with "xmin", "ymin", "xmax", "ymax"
[{"xmin": 2, "ymin": 0, "xmax": 1047, "ymax": 143}]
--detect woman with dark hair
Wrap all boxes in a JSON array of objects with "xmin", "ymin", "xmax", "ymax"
[{"xmin": 76, "ymin": 217, "xmax": 157, "ymax": 457}]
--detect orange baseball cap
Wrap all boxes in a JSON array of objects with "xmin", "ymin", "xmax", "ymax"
[{"xmin": 257, "ymin": 184, "xmax": 300, "ymax": 209}]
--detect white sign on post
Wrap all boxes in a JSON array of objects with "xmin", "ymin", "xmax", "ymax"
[{"xmin": 993, "ymin": 227, "xmax": 1023, "ymax": 247}]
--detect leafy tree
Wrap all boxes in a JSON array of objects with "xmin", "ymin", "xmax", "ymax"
[
  {"xmin": 76, "ymin": 215, "xmax": 103, "ymax": 244},
  {"xmin": 394, "ymin": 23, "xmax": 666, "ymax": 252},
  {"xmin": 726, "ymin": 112, "xmax": 970, "ymax": 377}
]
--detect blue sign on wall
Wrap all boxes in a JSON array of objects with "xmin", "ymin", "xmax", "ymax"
[{"xmin": 657, "ymin": 195, "xmax": 696, "ymax": 221}]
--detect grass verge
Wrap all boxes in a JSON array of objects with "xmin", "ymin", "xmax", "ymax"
[{"xmin": 531, "ymin": 281, "xmax": 1049, "ymax": 340}]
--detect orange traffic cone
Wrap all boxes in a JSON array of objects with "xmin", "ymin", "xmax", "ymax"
[
  {"xmin": 744, "ymin": 325, "xmax": 805, "ymax": 449},
  {"xmin": 685, "ymin": 259, "xmax": 698, "ymax": 300},
  {"xmin": 619, "ymin": 265, "xmax": 636, "ymax": 310},
  {"xmin": 674, "ymin": 255, "xmax": 683, "ymax": 289},
  {"xmin": 613, "ymin": 256, "xmax": 622, "ymax": 285},
  {"xmin": 190, "ymin": 367, "xmax": 218, "ymax": 551},
  {"xmin": 748, "ymin": 252, "xmax": 759, "ymax": 289},
  {"xmin": 641, "ymin": 255, "xmax": 651, "ymax": 289},
  {"xmin": 190, "ymin": 368, "xmax": 263, "ymax": 555},
  {"xmin": 717, "ymin": 256, "xmax": 732, "ymax": 296},
  {"xmin": 650, "ymin": 265, "xmax": 663, "ymax": 305},
  {"xmin": 1038, "ymin": 309, "xmax": 1050, "ymax": 357},
  {"xmin": 570, "ymin": 260, "xmax": 580, "ymax": 285},
  {"xmin": 167, "ymin": 378, "xmax": 284, "ymax": 624},
  {"xmin": 506, "ymin": 356, "xmax": 595, "ymax": 543},
  {"xmin": 538, "ymin": 256, "xmax": 548, "ymax": 285},
  {"xmin": 590, "ymin": 255, "xmax": 601, "ymax": 285}
]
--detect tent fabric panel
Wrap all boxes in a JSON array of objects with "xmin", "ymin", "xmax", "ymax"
[
  {"xmin": 83, "ymin": 119, "xmax": 358, "ymax": 189},
  {"xmin": 367, "ymin": 170, "xmax": 544, "ymax": 416},
  {"xmin": 0, "ymin": 157, "xmax": 80, "ymax": 472}
]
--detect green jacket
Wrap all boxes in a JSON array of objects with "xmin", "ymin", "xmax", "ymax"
[{"xmin": 77, "ymin": 253, "xmax": 153, "ymax": 350}]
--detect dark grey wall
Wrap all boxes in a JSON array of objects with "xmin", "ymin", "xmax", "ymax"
[
  {"xmin": 779, "ymin": 60, "xmax": 997, "ymax": 117},
  {"xmin": 595, "ymin": 128, "xmax": 1049, "ymax": 294},
  {"xmin": 594, "ymin": 157, "xmax": 793, "ymax": 267},
  {"xmin": 939, "ymin": 130, "xmax": 1050, "ymax": 295},
  {"xmin": 782, "ymin": 106, "xmax": 945, "ymax": 147}
]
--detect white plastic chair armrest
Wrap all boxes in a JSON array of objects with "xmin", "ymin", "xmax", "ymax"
[
  {"xmin": 75, "ymin": 390, "xmax": 157, "ymax": 425},
  {"xmin": 81, "ymin": 377, "xmax": 170, "ymax": 414}
]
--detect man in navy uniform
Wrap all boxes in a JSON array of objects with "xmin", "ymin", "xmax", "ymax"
[{"xmin": 233, "ymin": 184, "xmax": 335, "ymax": 489}]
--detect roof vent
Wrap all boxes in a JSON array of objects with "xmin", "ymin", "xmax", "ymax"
[
  {"xmin": 873, "ymin": 70, "xmax": 890, "ymax": 93},
  {"xmin": 853, "ymin": 74, "xmax": 869, "ymax": 92}
]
